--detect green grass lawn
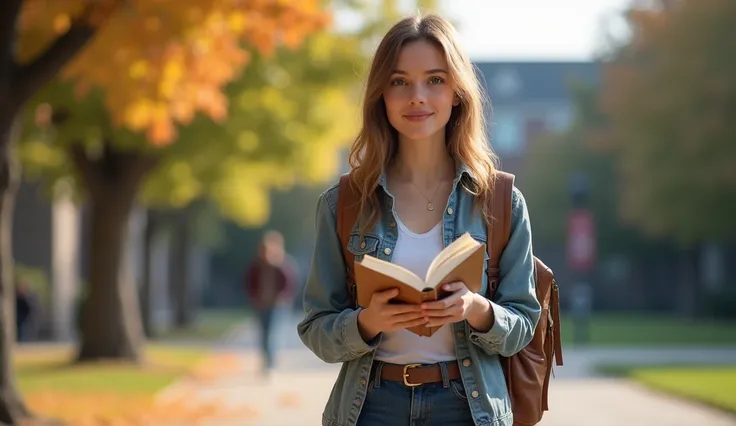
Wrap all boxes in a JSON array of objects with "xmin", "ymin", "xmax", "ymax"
[
  {"xmin": 157, "ymin": 308, "xmax": 248, "ymax": 342},
  {"xmin": 16, "ymin": 343, "xmax": 208, "ymax": 395},
  {"xmin": 599, "ymin": 364, "xmax": 736, "ymax": 414},
  {"xmin": 560, "ymin": 313, "xmax": 736, "ymax": 346}
]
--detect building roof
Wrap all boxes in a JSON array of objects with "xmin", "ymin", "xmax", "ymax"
[{"xmin": 473, "ymin": 61, "xmax": 601, "ymax": 105}]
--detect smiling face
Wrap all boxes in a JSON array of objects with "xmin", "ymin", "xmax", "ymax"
[{"xmin": 383, "ymin": 39, "xmax": 458, "ymax": 143}]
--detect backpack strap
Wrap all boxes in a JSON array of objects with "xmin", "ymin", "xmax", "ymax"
[
  {"xmin": 336, "ymin": 174, "xmax": 360, "ymax": 304},
  {"xmin": 487, "ymin": 171, "xmax": 515, "ymax": 298}
]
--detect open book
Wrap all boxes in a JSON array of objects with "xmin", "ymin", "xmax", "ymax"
[{"xmin": 354, "ymin": 232, "xmax": 486, "ymax": 337}]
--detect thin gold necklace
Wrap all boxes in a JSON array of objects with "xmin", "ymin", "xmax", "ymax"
[{"xmin": 411, "ymin": 180, "xmax": 443, "ymax": 211}]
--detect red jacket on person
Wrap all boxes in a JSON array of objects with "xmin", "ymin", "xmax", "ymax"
[{"xmin": 244, "ymin": 257, "xmax": 297, "ymax": 309}]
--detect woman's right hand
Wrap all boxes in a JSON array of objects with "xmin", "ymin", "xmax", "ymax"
[{"xmin": 357, "ymin": 288, "xmax": 428, "ymax": 341}]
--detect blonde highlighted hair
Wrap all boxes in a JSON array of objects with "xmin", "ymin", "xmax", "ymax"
[{"xmin": 348, "ymin": 13, "xmax": 498, "ymax": 234}]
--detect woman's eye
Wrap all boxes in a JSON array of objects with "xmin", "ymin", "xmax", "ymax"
[
  {"xmin": 429, "ymin": 76, "xmax": 445, "ymax": 84},
  {"xmin": 390, "ymin": 79, "xmax": 407, "ymax": 86}
]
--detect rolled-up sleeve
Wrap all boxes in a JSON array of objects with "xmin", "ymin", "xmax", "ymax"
[
  {"xmin": 469, "ymin": 187, "xmax": 541, "ymax": 357},
  {"xmin": 296, "ymin": 187, "xmax": 379, "ymax": 363}
]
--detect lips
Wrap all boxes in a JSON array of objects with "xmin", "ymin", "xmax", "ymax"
[{"xmin": 403, "ymin": 111, "xmax": 433, "ymax": 122}]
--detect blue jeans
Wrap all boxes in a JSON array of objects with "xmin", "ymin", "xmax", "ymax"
[{"xmin": 357, "ymin": 362, "xmax": 474, "ymax": 426}]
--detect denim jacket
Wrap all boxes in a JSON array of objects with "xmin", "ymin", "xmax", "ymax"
[{"xmin": 297, "ymin": 164, "xmax": 541, "ymax": 426}]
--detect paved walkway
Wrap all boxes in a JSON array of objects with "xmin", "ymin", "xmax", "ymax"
[{"xmin": 156, "ymin": 313, "xmax": 736, "ymax": 426}]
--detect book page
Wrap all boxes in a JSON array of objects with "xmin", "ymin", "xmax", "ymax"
[
  {"xmin": 359, "ymin": 254, "xmax": 427, "ymax": 292},
  {"xmin": 425, "ymin": 233, "xmax": 481, "ymax": 288},
  {"xmin": 425, "ymin": 233, "xmax": 478, "ymax": 279}
]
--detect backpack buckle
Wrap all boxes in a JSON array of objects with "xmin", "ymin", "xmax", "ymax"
[{"xmin": 489, "ymin": 278, "xmax": 499, "ymax": 293}]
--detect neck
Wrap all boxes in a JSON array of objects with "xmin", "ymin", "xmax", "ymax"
[{"xmin": 392, "ymin": 132, "xmax": 455, "ymax": 183}]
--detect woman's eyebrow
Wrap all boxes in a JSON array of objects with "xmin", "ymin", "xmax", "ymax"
[{"xmin": 391, "ymin": 68, "xmax": 449, "ymax": 75}]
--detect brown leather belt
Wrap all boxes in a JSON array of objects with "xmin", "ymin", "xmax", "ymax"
[{"xmin": 378, "ymin": 362, "xmax": 461, "ymax": 387}]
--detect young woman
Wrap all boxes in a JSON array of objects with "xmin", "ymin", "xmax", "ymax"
[{"xmin": 297, "ymin": 13, "xmax": 540, "ymax": 426}]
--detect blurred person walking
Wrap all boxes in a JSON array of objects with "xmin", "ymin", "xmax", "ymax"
[{"xmin": 244, "ymin": 230, "xmax": 297, "ymax": 374}]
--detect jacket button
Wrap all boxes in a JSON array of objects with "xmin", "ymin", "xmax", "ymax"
[
  {"xmin": 447, "ymin": 207, "xmax": 454, "ymax": 215},
  {"xmin": 354, "ymin": 399, "xmax": 362, "ymax": 406},
  {"xmin": 471, "ymin": 391, "xmax": 479, "ymax": 398},
  {"xmin": 463, "ymin": 359, "xmax": 471, "ymax": 367},
  {"xmin": 384, "ymin": 248, "xmax": 392, "ymax": 255},
  {"xmin": 389, "ymin": 221, "xmax": 396, "ymax": 228},
  {"xmin": 457, "ymin": 331, "xmax": 464, "ymax": 339},
  {"xmin": 360, "ymin": 240, "xmax": 366, "ymax": 249},
  {"xmin": 360, "ymin": 379, "xmax": 367, "ymax": 385}
]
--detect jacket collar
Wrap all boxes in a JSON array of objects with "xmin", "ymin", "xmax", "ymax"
[{"xmin": 377, "ymin": 158, "xmax": 475, "ymax": 193}]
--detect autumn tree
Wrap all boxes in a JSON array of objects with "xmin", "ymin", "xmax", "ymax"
[
  {"xmin": 140, "ymin": 0, "xmax": 443, "ymax": 325},
  {"xmin": 0, "ymin": 1, "xmax": 122, "ymax": 423},
  {"xmin": 139, "ymin": 30, "xmax": 363, "ymax": 226},
  {"xmin": 599, "ymin": 0, "xmax": 736, "ymax": 245},
  {"xmin": 21, "ymin": 0, "xmax": 442, "ymax": 344},
  {"xmin": 19, "ymin": 0, "xmax": 327, "ymax": 366}
]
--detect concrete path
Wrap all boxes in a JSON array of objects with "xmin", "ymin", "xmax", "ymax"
[{"xmin": 155, "ymin": 313, "xmax": 736, "ymax": 426}]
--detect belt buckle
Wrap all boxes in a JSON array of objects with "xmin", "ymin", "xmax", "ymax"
[{"xmin": 402, "ymin": 363, "xmax": 422, "ymax": 387}]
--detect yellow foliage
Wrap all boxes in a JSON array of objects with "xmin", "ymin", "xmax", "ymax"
[
  {"xmin": 208, "ymin": 159, "xmax": 302, "ymax": 226},
  {"xmin": 52, "ymin": 14, "xmax": 71, "ymax": 34},
  {"xmin": 236, "ymin": 131, "xmax": 259, "ymax": 152},
  {"xmin": 212, "ymin": 182, "xmax": 270, "ymax": 226},
  {"xmin": 18, "ymin": 0, "xmax": 331, "ymax": 146},
  {"xmin": 128, "ymin": 60, "xmax": 150, "ymax": 80},
  {"xmin": 17, "ymin": 139, "xmax": 66, "ymax": 177}
]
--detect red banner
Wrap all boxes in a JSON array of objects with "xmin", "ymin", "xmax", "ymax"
[{"xmin": 567, "ymin": 210, "xmax": 596, "ymax": 272}]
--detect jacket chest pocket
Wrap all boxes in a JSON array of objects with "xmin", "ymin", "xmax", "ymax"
[{"xmin": 347, "ymin": 233, "xmax": 381, "ymax": 262}]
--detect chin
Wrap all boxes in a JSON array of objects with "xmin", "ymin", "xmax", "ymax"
[{"xmin": 396, "ymin": 126, "xmax": 444, "ymax": 142}]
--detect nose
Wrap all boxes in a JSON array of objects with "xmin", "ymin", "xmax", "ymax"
[{"xmin": 408, "ymin": 84, "xmax": 427, "ymax": 105}]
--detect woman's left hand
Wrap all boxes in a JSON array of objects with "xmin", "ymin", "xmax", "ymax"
[{"xmin": 420, "ymin": 282, "xmax": 491, "ymax": 329}]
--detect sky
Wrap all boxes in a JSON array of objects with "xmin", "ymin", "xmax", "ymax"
[
  {"xmin": 335, "ymin": 0, "xmax": 634, "ymax": 61},
  {"xmin": 440, "ymin": 0, "xmax": 633, "ymax": 61}
]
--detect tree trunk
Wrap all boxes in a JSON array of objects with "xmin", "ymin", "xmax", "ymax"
[
  {"xmin": 76, "ymin": 189, "xmax": 144, "ymax": 362},
  {"xmin": 72, "ymin": 145, "xmax": 156, "ymax": 363},
  {"xmin": 170, "ymin": 210, "xmax": 192, "ymax": 328},
  {"xmin": 0, "ymin": 111, "xmax": 32, "ymax": 425},
  {"xmin": 0, "ymin": 0, "xmax": 117, "ymax": 419},
  {"xmin": 141, "ymin": 209, "xmax": 163, "ymax": 338}
]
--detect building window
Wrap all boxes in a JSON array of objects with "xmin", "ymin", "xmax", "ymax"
[{"xmin": 491, "ymin": 111, "xmax": 524, "ymax": 156}]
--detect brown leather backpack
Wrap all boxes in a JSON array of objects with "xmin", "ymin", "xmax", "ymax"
[
  {"xmin": 336, "ymin": 171, "xmax": 564, "ymax": 426},
  {"xmin": 483, "ymin": 171, "xmax": 564, "ymax": 426}
]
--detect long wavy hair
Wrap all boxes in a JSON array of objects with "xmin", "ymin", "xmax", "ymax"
[{"xmin": 348, "ymin": 13, "xmax": 499, "ymax": 235}]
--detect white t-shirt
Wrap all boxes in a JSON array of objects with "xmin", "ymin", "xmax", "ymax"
[{"xmin": 374, "ymin": 217, "xmax": 457, "ymax": 365}]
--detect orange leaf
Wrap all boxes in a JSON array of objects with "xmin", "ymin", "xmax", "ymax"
[{"xmin": 19, "ymin": 0, "xmax": 329, "ymax": 146}]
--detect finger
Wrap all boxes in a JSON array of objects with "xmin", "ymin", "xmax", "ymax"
[
  {"xmin": 391, "ymin": 310, "xmax": 426, "ymax": 322},
  {"xmin": 426, "ymin": 315, "xmax": 460, "ymax": 327},
  {"xmin": 375, "ymin": 288, "xmax": 399, "ymax": 302},
  {"xmin": 394, "ymin": 316, "xmax": 430, "ymax": 329},
  {"xmin": 385, "ymin": 303, "xmax": 422, "ymax": 315},
  {"xmin": 423, "ymin": 303, "xmax": 463, "ymax": 318},
  {"xmin": 421, "ymin": 294, "xmax": 460, "ymax": 311},
  {"xmin": 442, "ymin": 281, "xmax": 465, "ymax": 292},
  {"xmin": 423, "ymin": 307, "xmax": 457, "ymax": 318}
]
